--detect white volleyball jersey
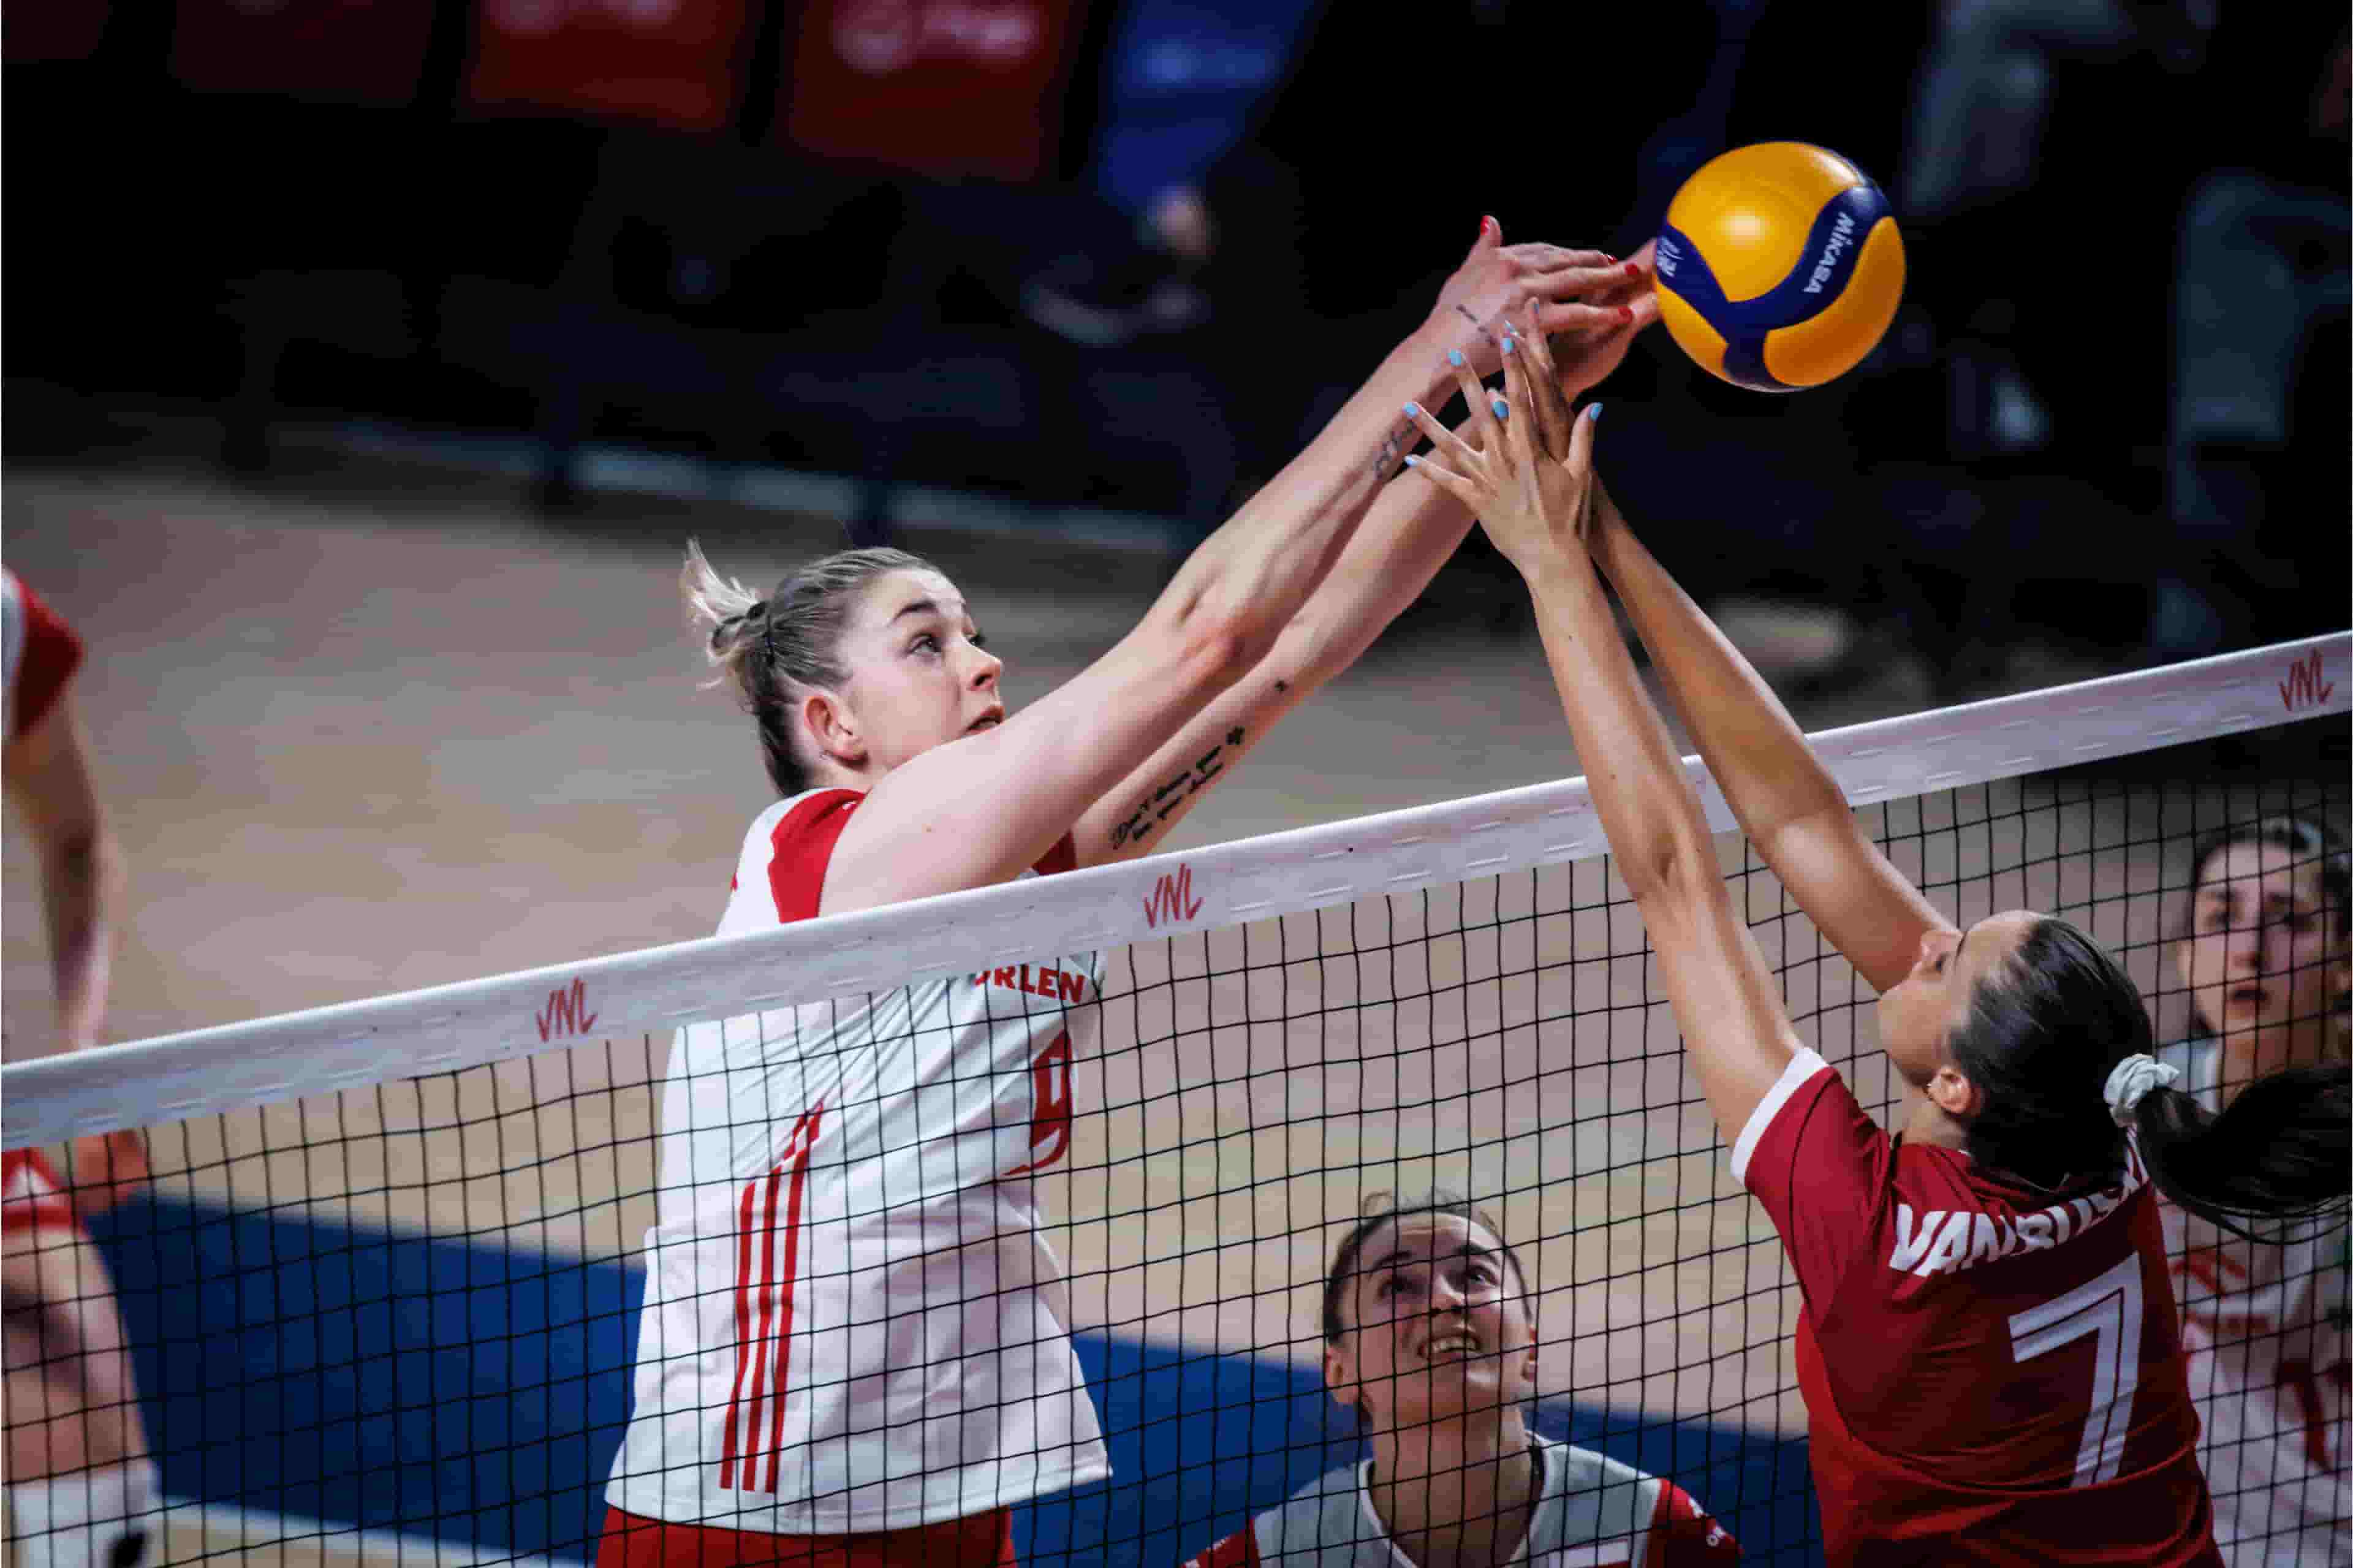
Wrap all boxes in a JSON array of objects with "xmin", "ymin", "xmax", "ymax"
[
  {"xmin": 2158, "ymin": 1038, "xmax": 2352, "ymax": 1566},
  {"xmin": 607, "ymin": 789, "xmax": 1110, "ymax": 1533},
  {"xmin": 1181, "ymin": 1435, "xmax": 1739, "ymax": 1568}
]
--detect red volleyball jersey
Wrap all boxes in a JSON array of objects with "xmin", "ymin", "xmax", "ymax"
[
  {"xmin": 2, "ymin": 568, "xmax": 84, "ymax": 741},
  {"xmin": 1733, "ymin": 1048, "xmax": 2220, "ymax": 1566}
]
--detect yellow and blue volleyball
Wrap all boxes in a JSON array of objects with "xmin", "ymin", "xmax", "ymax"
[{"xmin": 1653, "ymin": 142, "xmax": 1905, "ymax": 393}]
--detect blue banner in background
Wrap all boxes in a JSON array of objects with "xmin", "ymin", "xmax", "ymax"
[{"xmin": 88, "ymin": 1197, "xmax": 1821, "ymax": 1566}]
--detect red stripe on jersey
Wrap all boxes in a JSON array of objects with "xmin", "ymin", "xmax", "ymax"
[
  {"xmin": 734, "ymin": 1164, "xmax": 789, "ymax": 1486},
  {"xmin": 9, "ymin": 575, "xmax": 84, "ymax": 740},
  {"xmin": 2279, "ymin": 1354, "xmax": 2349, "ymax": 1472},
  {"xmin": 765, "ymin": 790, "xmax": 865, "ymax": 923},
  {"xmin": 0, "ymin": 1148, "xmax": 80, "ymax": 1235},
  {"xmin": 1645, "ymin": 1479, "xmax": 1740, "ymax": 1564},
  {"xmin": 1180, "ymin": 1526, "xmax": 1259, "ymax": 1568},
  {"xmin": 717, "ymin": 1175, "xmax": 765, "ymax": 1489},
  {"xmin": 761, "ymin": 1111, "xmax": 821, "ymax": 1493},
  {"xmin": 764, "ymin": 793, "xmax": 1078, "ymax": 923},
  {"xmin": 596, "ymin": 1503, "xmax": 1014, "ymax": 1568},
  {"xmin": 718, "ymin": 1102, "xmax": 826, "ymax": 1494},
  {"xmin": 1034, "ymin": 831, "xmax": 1078, "ymax": 878}
]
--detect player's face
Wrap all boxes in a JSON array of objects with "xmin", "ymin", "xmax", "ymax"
[
  {"xmin": 2175, "ymin": 843, "xmax": 2347, "ymax": 1061},
  {"xmin": 1876, "ymin": 911, "xmax": 2039, "ymax": 1087},
  {"xmin": 830, "ymin": 569, "xmax": 1004, "ymax": 774},
  {"xmin": 1324, "ymin": 1215, "xmax": 1537, "ymax": 1431}
]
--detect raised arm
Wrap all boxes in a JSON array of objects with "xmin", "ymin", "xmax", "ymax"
[
  {"xmin": 5, "ymin": 694, "xmax": 121, "ymax": 1061},
  {"xmin": 1072, "ymin": 241, "xmax": 1658, "ymax": 865},
  {"xmin": 1405, "ymin": 332, "xmax": 1798, "ymax": 1142},
  {"xmin": 5, "ymin": 689, "xmax": 145, "ymax": 1208},
  {"xmin": 824, "ymin": 227, "xmax": 1625, "ymax": 912},
  {"xmin": 1584, "ymin": 494, "xmax": 1949, "ymax": 993}
]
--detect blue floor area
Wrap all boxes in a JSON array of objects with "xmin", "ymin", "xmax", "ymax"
[{"xmin": 88, "ymin": 1197, "xmax": 1822, "ymax": 1565}]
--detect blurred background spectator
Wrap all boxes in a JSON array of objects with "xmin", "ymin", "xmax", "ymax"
[{"xmin": 4, "ymin": 0, "xmax": 2344, "ymax": 690}]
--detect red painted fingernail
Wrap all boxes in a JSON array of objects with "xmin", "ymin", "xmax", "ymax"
[
  {"xmin": 1623, "ymin": 261, "xmax": 1643, "ymax": 278},
  {"xmin": 1618, "ymin": 305, "xmax": 1635, "ymax": 324},
  {"xmin": 1481, "ymin": 215, "xmax": 1498, "ymax": 238},
  {"xmin": 1602, "ymin": 253, "xmax": 1617, "ymax": 264}
]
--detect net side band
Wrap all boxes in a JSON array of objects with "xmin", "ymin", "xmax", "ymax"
[{"xmin": 6, "ymin": 631, "xmax": 2342, "ymax": 1149}]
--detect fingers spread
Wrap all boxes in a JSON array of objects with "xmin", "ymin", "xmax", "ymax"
[
  {"xmin": 1515, "ymin": 305, "xmax": 1572, "ymax": 460},
  {"xmin": 1496, "ymin": 328, "xmax": 1539, "ymax": 477},
  {"xmin": 1444, "ymin": 350, "xmax": 1490, "ymax": 436},
  {"xmin": 1404, "ymin": 400, "xmax": 1484, "ymax": 471}
]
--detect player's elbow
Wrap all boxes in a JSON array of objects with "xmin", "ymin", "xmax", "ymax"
[
  {"xmin": 1159, "ymin": 607, "xmax": 1265, "ymax": 695},
  {"xmin": 1623, "ymin": 824, "xmax": 1722, "ymax": 916}
]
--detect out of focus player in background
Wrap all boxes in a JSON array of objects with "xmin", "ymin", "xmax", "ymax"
[
  {"xmin": 2, "ymin": 569, "xmax": 156, "ymax": 1568},
  {"xmin": 2162, "ymin": 818, "xmax": 2351, "ymax": 1566}
]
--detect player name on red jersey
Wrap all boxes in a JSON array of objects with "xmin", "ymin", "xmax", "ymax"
[{"xmin": 1889, "ymin": 1160, "xmax": 2145, "ymax": 1279}]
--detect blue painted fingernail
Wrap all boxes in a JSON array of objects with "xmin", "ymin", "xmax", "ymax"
[
  {"xmin": 1492, "ymin": 398, "xmax": 1509, "ymax": 419},
  {"xmin": 1404, "ymin": 454, "xmax": 1422, "ymax": 467},
  {"xmin": 1404, "ymin": 402, "xmax": 1422, "ymax": 417},
  {"xmin": 1586, "ymin": 402, "xmax": 1604, "ymax": 423},
  {"xmin": 1501, "ymin": 336, "xmax": 1517, "ymax": 354},
  {"xmin": 1447, "ymin": 350, "xmax": 1464, "ymax": 368}
]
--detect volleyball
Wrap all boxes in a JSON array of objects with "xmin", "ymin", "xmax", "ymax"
[{"xmin": 1653, "ymin": 142, "xmax": 1906, "ymax": 393}]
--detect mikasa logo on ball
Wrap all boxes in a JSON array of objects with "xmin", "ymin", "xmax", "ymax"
[
  {"xmin": 1802, "ymin": 211, "xmax": 1857, "ymax": 294},
  {"xmin": 1654, "ymin": 234, "xmax": 1681, "ymax": 278}
]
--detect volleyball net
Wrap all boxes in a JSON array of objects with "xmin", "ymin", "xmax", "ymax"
[{"xmin": 4, "ymin": 634, "xmax": 2345, "ymax": 1567}]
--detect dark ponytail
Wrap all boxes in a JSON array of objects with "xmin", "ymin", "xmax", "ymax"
[
  {"xmin": 2133, "ymin": 1065, "xmax": 2353, "ymax": 1243},
  {"xmin": 1949, "ymin": 914, "xmax": 2352, "ymax": 1241},
  {"xmin": 1946, "ymin": 918, "xmax": 2143, "ymax": 1191}
]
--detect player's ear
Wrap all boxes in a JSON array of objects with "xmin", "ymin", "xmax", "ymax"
[
  {"xmin": 1926, "ymin": 1061, "xmax": 1982, "ymax": 1119},
  {"xmin": 1322, "ymin": 1339, "xmax": 1360, "ymax": 1412},
  {"xmin": 803, "ymin": 689, "xmax": 862, "ymax": 765}
]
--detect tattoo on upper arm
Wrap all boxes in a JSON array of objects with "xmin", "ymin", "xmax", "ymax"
[{"xmin": 1110, "ymin": 725, "xmax": 1248, "ymax": 850}]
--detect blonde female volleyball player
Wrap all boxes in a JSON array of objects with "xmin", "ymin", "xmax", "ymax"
[
  {"xmin": 2, "ymin": 569, "xmax": 156, "ymax": 1568},
  {"xmin": 599, "ymin": 227, "xmax": 1662, "ymax": 1567},
  {"xmin": 1181, "ymin": 1194, "xmax": 1738, "ymax": 1568},
  {"xmin": 1402, "ymin": 325, "xmax": 2351, "ymax": 1565},
  {"xmin": 2159, "ymin": 817, "xmax": 2350, "ymax": 1565}
]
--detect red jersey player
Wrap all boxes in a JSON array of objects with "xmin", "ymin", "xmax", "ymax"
[
  {"xmin": 1180, "ymin": 1194, "xmax": 1737, "ymax": 1568},
  {"xmin": 2, "ymin": 569, "xmax": 156, "ymax": 1568},
  {"xmin": 1404, "ymin": 327, "xmax": 2350, "ymax": 1566},
  {"xmin": 600, "ymin": 229, "xmax": 1662, "ymax": 1567}
]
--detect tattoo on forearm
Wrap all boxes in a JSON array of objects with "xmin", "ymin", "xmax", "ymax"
[
  {"xmin": 1109, "ymin": 725, "xmax": 1248, "ymax": 849},
  {"xmin": 1372, "ymin": 425, "xmax": 1408, "ymax": 481}
]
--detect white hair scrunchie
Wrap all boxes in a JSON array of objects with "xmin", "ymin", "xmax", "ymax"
[{"xmin": 2103, "ymin": 1054, "xmax": 2183, "ymax": 1127}]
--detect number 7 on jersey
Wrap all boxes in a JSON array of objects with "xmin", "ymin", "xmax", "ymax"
[{"xmin": 2007, "ymin": 1254, "xmax": 2145, "ymax": 1488}]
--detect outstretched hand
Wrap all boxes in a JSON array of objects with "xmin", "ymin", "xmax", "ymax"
[
  {"xmin": 1425, "ymin": 218, "xmax": 1641, "ymax": 379},
  {"xmin": 1401, "ymin": 311, "xmax": 1601, "ymax": 577},
  {"xmin": 1545, "ymin": 238, "xmax": 1659, "ymax": 414}
]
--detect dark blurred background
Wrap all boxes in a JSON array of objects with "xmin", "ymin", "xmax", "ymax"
[{"xmin": 6, "ymin": 0, "xmax": 2346, "ymax": 692}]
